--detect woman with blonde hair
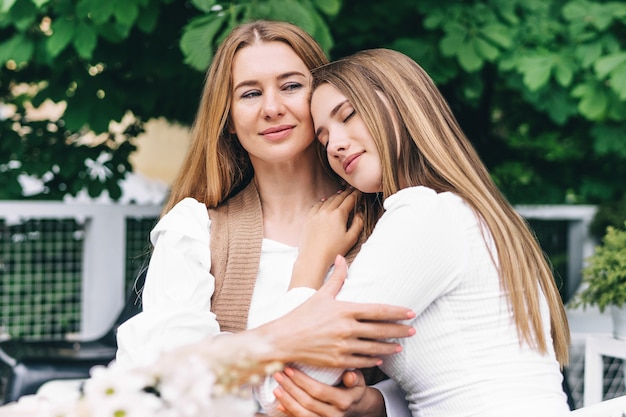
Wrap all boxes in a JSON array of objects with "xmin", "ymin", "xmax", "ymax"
[
  {"xmin": 116, "ymin": 23, "xmax": 415, "ymax": 416},
  {"xmin": 268, "ymin": 48, "xmax": 571, "ymax": 416}
]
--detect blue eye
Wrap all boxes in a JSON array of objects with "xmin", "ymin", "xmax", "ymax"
[
  {"xmin": 284, "ymin": 82, "xmax": 303, "ymax": 91},
  {"xmin": 241, "ymin": 90, "xmax": 261, "ymax": 99}
]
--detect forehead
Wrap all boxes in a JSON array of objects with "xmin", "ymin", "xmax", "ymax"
[
  {"xmin": 311, "ymin": 83, "xmax": 346, "ymax": 116},
  {"xmin": 232, "ymin": 41, "xmax": 308, "ymax": 82}
]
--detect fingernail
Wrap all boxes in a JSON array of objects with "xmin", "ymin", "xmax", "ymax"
[
  {"xmin": 396, "ymin": 344, "xmax": 403, "ymax": 353},
  {"xmin": 274, "ymin": 372, "xmax": 284, "ymax": 383},
  {"xmin": 284, "ymin": 367, "xmax": 295, "ymax": 377},
  {"xmin": 407, "ymin": 310, "xmax": 416, "ymax": 319},
  {"xmin": 321, "ymin": 197, "xmax": 327, "ymax": 202},
  {"xmin": 337, "ymin": 189, "xmax": 343, "ymax": 193},
  {"xmin": 376, "ymin": 359, "xmax": 383, "ymax": 366},
  {"xmin": 408, "ymin": 327, "xmax": 416, "ymax": 336},
  {"xmin": 273, "ymin": 388, "xmax": 283, "ymax": 398}
]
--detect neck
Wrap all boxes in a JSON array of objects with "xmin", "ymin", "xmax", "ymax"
[{"xmin": 251, "ymin": 152, "xmax": 341, "ymax": 245}]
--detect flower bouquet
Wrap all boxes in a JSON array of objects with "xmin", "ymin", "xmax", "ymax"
[{"xmin": 0, "ymin": 335, "xmax": 282, "ymax": 417}]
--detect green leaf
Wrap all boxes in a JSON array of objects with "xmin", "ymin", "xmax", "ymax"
[
  {"xmin": 423, "ymin": 10, "xmax": 444, "ymax": 30},
  {"xmin": 1, "ymin": 0, "xmax": 17, "ymax": 13},
  {"xmin": 9, "ymin": 0, "xmax": 38, "ymax": 31},
  {"xmin": 439, "ymin": 24, "xmax": 466, "ymax": 57},
  {"xmin": 32, "ymin": 0, "xmax": 49, "ymax": 7},
  {"xmin": 554, "ymin": 60, "xmax": 574, "ymax": 87},
  {"xmin": 73, "ymin": 21, "xmax": 97, "ymax": 59},
  {"xmin": 76, "ymin": 0, "xmax": 114, "ymax": 24},
  {"xmin": 575, "ymin": 42, "xmax": 603, "ymax": 68},
  {"xmin": 313, "ymin": 0, "xmax": 341, "ymax": 17},
  {"xmin": 305, "ymin": 3, "xmax": 333, "ymax": 53},
  {"xmin": 112, "ymin": 0, "xmax": 138, "ymax": 27},
  {"xmin": 0, "ymin": 33, "xmax": 33, "ymax": 65},
  {"xmin": 572, "ymin": 84, "xmax": 608, "ymax": 120},
  {"xmin": 190, "ymin": 0, "xmax": 217, "ymax": 13},
  {"xmin": 180, "ymin": 14, "xmax": 227, "ymax": 71},
  {"xmin": 609, "ymin": 63, "xmax": 626, "ymax": 100},
  {"xmin": 250, "ymin": 0, "xmax": 315, "ymax": 34},
  {"xmin": 480, "ymin": 24, "xmax": 513, "ymax": 49},
  {"xmin": 594, "ymin": 52, "xmax": 626, "ymax": 78},
  {"xmin": 589, "ymin": 3, "xmax": 615, "ymax": 31},
  {"xmin": 458, "ymin": 39, "xmax": 483, "ymax": 72},
  {"xmin": 562, "ymin": 1, "xmax": 588, "ymax": 22},
  {"xmin": 46, "ymin": 17, "xmax": 75, "ymax": 58},
  {"xmin": 136, "ymin": 1, "xmax": 159, "ymax": 33},
  {"xmin": 474, "ymin": 36, "xmax": 499, "ymax": 61},
  {"xmin": 519, "ymin": 55, "xmax": 554, "ymax": 91}
]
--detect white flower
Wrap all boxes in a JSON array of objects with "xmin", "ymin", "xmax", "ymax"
[
  {"xmin": 0, "ymin": 336, "xmax": 271, "ymax": 417},
  {"xmin": 84, "ymin": 152, "xmax": 113, "ymax": 182}
]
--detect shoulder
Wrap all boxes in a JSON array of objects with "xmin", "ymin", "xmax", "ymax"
[
  {"xmin": 151, "ymin": 197, "xmax": 211, "ymax": 243},
  {"xmin": 383, "ymin": 186, "xmax": 469, "ymax": 220}
]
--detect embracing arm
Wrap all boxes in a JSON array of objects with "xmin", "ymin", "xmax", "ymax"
[
  {"xmin": 248, "ymin": 256, "xmax": 415, "ymax": 369},
  {"xmin": 290, "ymin": 189, "xmax": 363, "ymax": 290}
]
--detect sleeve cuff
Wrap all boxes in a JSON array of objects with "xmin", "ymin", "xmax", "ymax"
[{"xmin": 373, "ymin": 379, "xmax": 411, "ymax": 417}]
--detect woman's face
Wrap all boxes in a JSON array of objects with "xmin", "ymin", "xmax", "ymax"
[
  {"xmin": 230, "ymin": 41, "xmax": 314, "ymax": 166},
  {"xmin": 311, "ymin": 83, "xmax": 383, "ymax": 193}
]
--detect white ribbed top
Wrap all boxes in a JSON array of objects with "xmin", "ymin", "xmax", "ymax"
[{"xmin": 259, "ymin": 186, "xmax": 570, "ymax": 417}]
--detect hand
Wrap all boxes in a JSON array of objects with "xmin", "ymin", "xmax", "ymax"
[
  {"xmin": 273, "ymin": 368, "xmax": 385, "ymax": 417},
  {"xmin": 291, "ymin": 189, "xmax": 364, "ymax": 290},
  {"xmin": 256, "ymin": 256, "xmax": 416, "ymax": 369}
]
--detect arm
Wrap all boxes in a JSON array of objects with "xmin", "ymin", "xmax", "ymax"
[
  {"xmin": 115, "ymin": 198, "xmax": 221, "ymax": 369},
  {"xmin": 250, "ymin": 255, "xmax": 415, "ymax": 369},
  {"xmin": 290, "ymin": 189, "xmax": 363, "ymax": 290},
  {"xmin": 254, "ymin": 256, "xmax": 414, "ymax": 416}
]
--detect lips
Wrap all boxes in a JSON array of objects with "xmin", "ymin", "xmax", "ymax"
[
  {"xmin": 343, "ymin": 151, "xmax": 364, "ymax": 174},
  {"xmin": 261, "ymin": 125, "xmax": 294, "ymax": 140}
]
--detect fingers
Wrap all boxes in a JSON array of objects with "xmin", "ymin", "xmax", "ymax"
[
  {"xmin": 318, "ymin": 188, "xmax": 359, "ymax": 210},
  {"xmin": 346, "ymin": 213, "xmax": 364, "ymax": 242},
  {"xmin": 317, "ymin": 255, "xmax": 347, "ymax": 298},
  {"xmin": 341, "ymin": 370, "xmax": 362, "ymax": 388},
  {"xmin": 351, "ymin": 302, "xmax": 416, "ymax": 322},
  {"xmin": 274, "ymin": 369, "xmax": 330, "ymax": 416}
]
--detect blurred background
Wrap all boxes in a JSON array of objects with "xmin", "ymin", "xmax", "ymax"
[{"xmin": 0, "ymin": 0, "xmax": 625, "ymax": 409}]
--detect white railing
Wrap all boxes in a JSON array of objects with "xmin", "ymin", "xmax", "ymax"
[
  {"xmin": 515, "ymin": 204, "xmax": 598, "ymax": 301},
  {"xmin": 0, "ymin": 202, "xmax": 598, "ymax": 341},
  {"xmin": 0, "ymin": 202, "xmax": 162, "ymax": 340}
]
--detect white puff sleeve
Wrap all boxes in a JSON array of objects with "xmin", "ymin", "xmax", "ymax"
[{"xmin": 115, "ymin": 198, "xmax": 221, "ymax": 369}]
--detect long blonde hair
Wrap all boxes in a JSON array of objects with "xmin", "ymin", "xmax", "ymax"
[
  {"xmin": 162, "ymin": 20, "xmax": 329, "ymax": 215},
  {"xmin": 312, "ymin": 48, "xmax": 570, "ymax": 366}
]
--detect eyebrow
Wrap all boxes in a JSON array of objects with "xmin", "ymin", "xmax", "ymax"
[
  {"xmin": 233, "ymin": 71, "xmax": 307, "ymax": 91},
  {"xmin": 315, "ymin": 99, "xmax": 349, "ymax": 137}
]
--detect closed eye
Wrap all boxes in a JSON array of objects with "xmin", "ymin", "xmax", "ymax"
[{"xmin": 343, "ymin": 110, "xmax": 355, "ymax": 123}]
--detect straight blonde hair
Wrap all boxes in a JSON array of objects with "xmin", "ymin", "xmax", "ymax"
[
  {"xmin": 312, "ymin": 48, "xmax": 570, "ymax": 367},
  {"xmin": 162, "ymin": 21, "xmax": 329, "ymax": 215}
]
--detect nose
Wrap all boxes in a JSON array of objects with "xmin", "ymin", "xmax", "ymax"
[
  {"xmin": 262, "ymin": 91, "xmax": 285, "ymax": 119},
  {"xmin": 326, "ymin": 130, "xmax": 350, "ymax": 157}
]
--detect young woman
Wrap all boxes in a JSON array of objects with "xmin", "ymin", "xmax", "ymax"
[
  {"xmin": 115, "ymin": 23, "xmax": 414, "ymax": 416},
  {"xmin": 267, "ymin": 48, "xmax": 571, "ymax": 416}
]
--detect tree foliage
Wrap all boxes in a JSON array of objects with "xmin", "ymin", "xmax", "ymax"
[{"xmin": 0, "ymin": 0, "xmax": 624, "ymax": 204}]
